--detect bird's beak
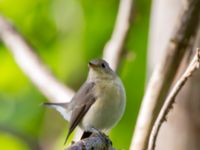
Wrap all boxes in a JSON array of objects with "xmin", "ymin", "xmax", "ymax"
[{"xmin": 88, "ymin": 61, "xmax": 98, "ymax": 68}]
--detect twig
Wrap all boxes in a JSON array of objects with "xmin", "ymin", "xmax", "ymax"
[
  {"xmin": 66, "ymin": 133, "xmax": 115, "ymax": 150},
  {"xmin": 148, "ymin": 48, "xmax": 200, "ymax": 150},
  {"xmin": 131, "ymin": 0, "xmax": 200, "ymax": 149},
  {"xmin": 0, "ymin": 16, "xmax": 74, "ymax": 103},
  {"xmin": 103, "ymin": 0, "xmax": 134, "ymax": 71}
]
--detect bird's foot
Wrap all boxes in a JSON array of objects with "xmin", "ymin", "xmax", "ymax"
[{"xmin": 90, "ymin": 127, "xmax": 112, "ymax": 145}]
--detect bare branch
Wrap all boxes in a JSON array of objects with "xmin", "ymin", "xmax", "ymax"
[
  {"xmin": 103, "ymin": 0, "xmax": 134, "ymax": 71},
  {"xmin": 131, "ymin": 0, "xmax": 200, "ymax": 149},
  {"xmin": 0, "ymin": 16, "xmax": 74, "ymax": 103},
  {"xmin": 148, "ymin": 48, "xmax": 200, "ymax": 150},
  {"xmin": 66, "ymin": 133, "xmax": 114, "ymax": 150}
]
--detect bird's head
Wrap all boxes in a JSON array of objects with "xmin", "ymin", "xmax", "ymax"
[{"xmin": 87, "ymin": 59, "xmax": 116, "ymax": 80}]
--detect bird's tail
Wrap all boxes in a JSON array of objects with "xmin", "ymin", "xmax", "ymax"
[{"xmin": 42, "ymin": 102, "xmax": 71, "ymax": 121}]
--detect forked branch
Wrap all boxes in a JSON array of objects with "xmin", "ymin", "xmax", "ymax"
[
  {"xmin": 131, "ymin": 0, "xmax": 200, "ymax": 149},
  {"xmin": 148, "ymin": 48, "xmax": 200, "ymax": 150}
]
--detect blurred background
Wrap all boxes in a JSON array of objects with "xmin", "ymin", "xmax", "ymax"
[{"xmin": 0, "ymin": 0, "xmax": 151, "ymax": 149}]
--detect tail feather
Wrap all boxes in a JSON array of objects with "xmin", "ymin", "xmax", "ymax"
[
  {"xmin": 43, "ymin": 102, "xmax": 67, "ymax": 107},
  {"xmin": 42, "ymin": 102, "xmax": 71, "ymax": 121}
]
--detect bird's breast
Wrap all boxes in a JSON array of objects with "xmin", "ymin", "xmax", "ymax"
[{"xmin": 80, "ymin": 78, "xmax": 126, "ymax": 132}]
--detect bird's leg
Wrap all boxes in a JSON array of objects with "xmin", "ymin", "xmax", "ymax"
[
  {"xmin": 81, "ymin": 128, "xmax": 104, "ymax": 140},
  {"xmin": 90, "ymin": 127, "xmax": 102, "ymax": 134},
  {"xmin": 80, "ymin": 131, "xmax": 92, "ymax": 139}
]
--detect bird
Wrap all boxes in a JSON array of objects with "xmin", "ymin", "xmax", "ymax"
[{"xmin": 43, "ymin": 58, "xmax": 126, "ymax": 144}]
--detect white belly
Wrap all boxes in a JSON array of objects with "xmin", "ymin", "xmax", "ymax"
[{"xmin": 80, "ymin": 78, "xmax": 126, "ymax": 132}]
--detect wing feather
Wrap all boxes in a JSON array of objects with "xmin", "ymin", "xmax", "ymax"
[{"xmin": 64, "ymin": 82, "xmax": 96, "ymax": 144}]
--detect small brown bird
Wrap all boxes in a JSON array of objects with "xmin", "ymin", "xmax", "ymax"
[{"xmin": 43, "ymin": 59, "xmax": 126, "ymax": 144}]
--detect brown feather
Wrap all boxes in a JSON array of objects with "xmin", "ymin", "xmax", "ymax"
[{"xmin": 64, "ymin": 82, "xmax": 96, "ymax": 144}]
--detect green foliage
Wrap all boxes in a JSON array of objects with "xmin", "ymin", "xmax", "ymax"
[
  {"xmin": 0, "ymin": 0, "xmax": 151, "ymax": 149},
  {"xmin": 0, "ymin": 132, "xmax": 29, "ymax": 150}
]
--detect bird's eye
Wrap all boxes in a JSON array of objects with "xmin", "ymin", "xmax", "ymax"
[{"xmin": 101, "ymin": 63, "xmax": 106, "ymax": 68}]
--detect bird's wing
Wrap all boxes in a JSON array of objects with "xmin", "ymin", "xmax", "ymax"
[{"xmin": 64, "ymin": 82, "xmax": 96, "ymax": 144}]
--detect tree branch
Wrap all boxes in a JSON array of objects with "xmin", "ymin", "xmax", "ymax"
[
  {"xmin": 103, "ymin": 0, "xmax": 134, "ymax": 71},
  {"xmin": 148, "ymin": 48, "xmax": 200, "ymax": 150},
  {"xmin": 66, "ymin": 133, "xmax": 114, "ymax": 150},
  {"xmin": 131, "ymin": 0, "xmax": 200, "ymax": 149},
  {"xmin": 0, "ymin": 16, "xmax": 74, "ymax": 103}
]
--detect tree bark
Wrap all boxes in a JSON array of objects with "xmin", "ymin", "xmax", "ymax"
[
  {"xmin": 147, "ymin": 0, "xmax": 200, "ymax": 150},
  {"xmin": 131, "ymin": 0, "xmax": 200, "ymax": 149}
]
